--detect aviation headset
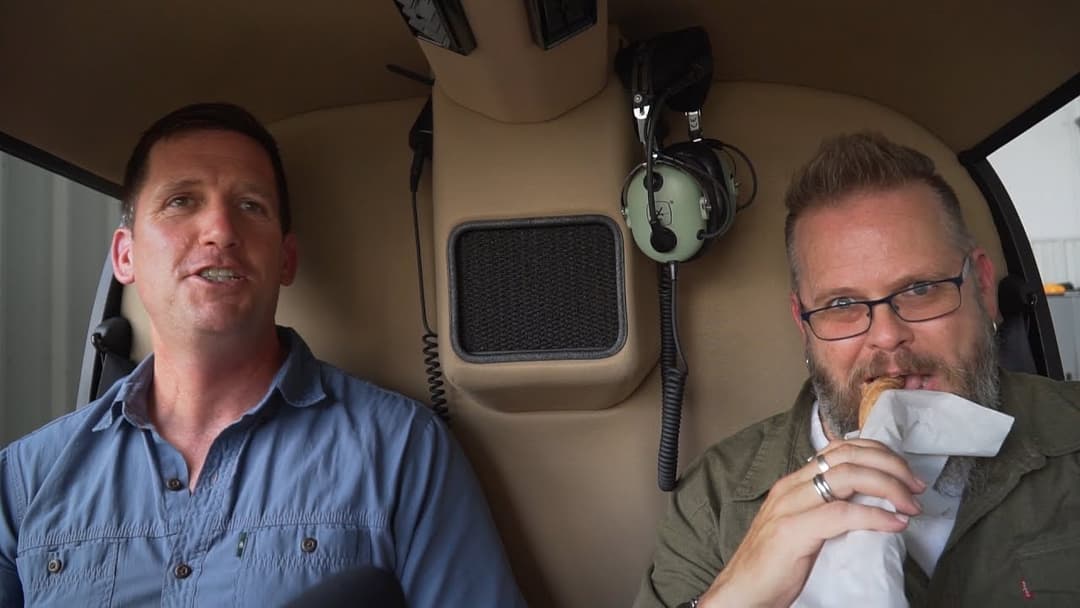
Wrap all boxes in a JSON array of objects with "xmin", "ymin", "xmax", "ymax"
[
  {"xmin": 615, "ymin": 28, "xmax": 758, "ymax": 491},
  {"xmin": 616, "ymin": 28, "xmax": 739, "ymax": 263},
  {"xmin": 620, "ymin": 140, "xmax": 737, "ymax": 262}
]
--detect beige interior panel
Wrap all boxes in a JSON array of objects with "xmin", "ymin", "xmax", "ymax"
[
  {"xmin": 419, "ymin": 0, "xmax": 609, "ymax": 123},
  {"xmin": 432, "ymin": 80, "xmax": 658, "ymax": 413},
  {"xmin": 121, "ymin": 81, "xmax": 1006, "ymax": 607},
  {"xmin": 3, "ymin": 2, "xmax": 1077, "ymax": 184},
  {"xmin": 611, "ymin": 0, "xmax": 1080, "ymax": 153}
]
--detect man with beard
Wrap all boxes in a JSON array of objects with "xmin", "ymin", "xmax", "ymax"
[{"xmin": 634, "ymin": 132, "xmax": 1080, "ymax": 607}]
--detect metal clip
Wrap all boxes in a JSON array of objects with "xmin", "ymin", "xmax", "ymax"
[
  {"xmin": 633, "ymin": 94, "xmax": 651, "ymax": 145},
  {"xmin": 686, "ymin": 110, "xmax": 703, "ymax": 142}
]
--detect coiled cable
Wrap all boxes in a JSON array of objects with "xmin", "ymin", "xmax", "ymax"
[
  {"xmin": 410, "ymin": 148, "xmax": 450, "ymax": 424},
  {"xmin": 657, "ymin": 261, "xmax": 688, "ymax": 491}
]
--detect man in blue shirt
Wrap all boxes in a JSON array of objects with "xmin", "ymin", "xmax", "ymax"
[{"xmin": 0, "ymin": 103, "xmax": 525, "ymax": 607}]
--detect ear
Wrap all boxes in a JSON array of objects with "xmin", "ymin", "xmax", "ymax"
[
  {"xmin": 790, "ymin": 291, "xmax": 808, "ymax": 340},
  {"xmin": 280, "ymin": 232, "xmax": 299, "ymax": 286},
  {"xmin": 970, "ymin": 247, "xmax": 999, "ymax": 321},
  {"xmin": 111, "ymin": 227, "xmax": 136, "ymax": 285}
]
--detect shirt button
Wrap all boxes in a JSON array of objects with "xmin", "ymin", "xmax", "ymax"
[
  {"xmin": 300, "ymin": 537, "xmax": 318, "ymax": 553},
  {"xmin": 166, "ymin": 478, "xmax": 184, "ymax": 491},
  {"xmin": 47, "ymin": 558, "xmax": 63, "ymax": 574},
  {"xmin": 174, "ymin": 563, "xmax": 193, "ymax": 579}
]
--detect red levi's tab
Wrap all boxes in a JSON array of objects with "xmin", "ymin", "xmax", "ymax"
[{"xmin": 1020, "ymin": 578, "xmax": 1034, "ymax": 600}]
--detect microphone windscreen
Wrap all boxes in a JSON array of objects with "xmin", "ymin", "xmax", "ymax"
[{"xmin": 283, "ymin": 566, "xmax": 406, "ymax": 608}]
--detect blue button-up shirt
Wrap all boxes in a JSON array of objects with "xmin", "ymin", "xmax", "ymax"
[{"xmin": 0, "ymin": 328, "xmax": 524, "ymax": 607}]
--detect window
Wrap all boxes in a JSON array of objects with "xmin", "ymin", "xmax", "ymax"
[
  {"xmin": 988, "ymin": 95, "xmax": 1080, "ymax": 378},
  {"xmin": 0, "ymin": 151, "xmax": 120, "ymax": 447}
]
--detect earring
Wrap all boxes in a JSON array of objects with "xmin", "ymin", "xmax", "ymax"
[{"xmin": 992, "ymin": 320, "xmax": 999, "ymax": 334}]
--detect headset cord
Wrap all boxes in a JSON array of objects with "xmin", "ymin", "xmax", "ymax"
[
  {"xmin": 657, "ymin": 261, "xmax": 689, "ymax": 491},
  {"xmin": 410, "ymin": 150, "xmax": 450, "ymax": 424},
  {"xmin": 702, "ymin": 138, "xmax": 759, "ymax": 214}
]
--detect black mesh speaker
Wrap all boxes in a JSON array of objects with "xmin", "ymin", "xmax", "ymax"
[{"xmin": 449, "ymin": 215, "xmax": 627, "ymax": 362}]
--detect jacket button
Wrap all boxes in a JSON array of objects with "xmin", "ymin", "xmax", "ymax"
[
  {"xmin": 47, "ymin": 558, "xmax": 63, "ymax": 574},
  {"xmin": 166, "ymin": 478, "xmax": 184, "ymax": 491},
  {"xmin": 174, "ymin": 563, "xmax": 192, "ymax": 579},
  {"xmin": 301, "ymin": 537, "xmax": 318, "ymax": 553}
]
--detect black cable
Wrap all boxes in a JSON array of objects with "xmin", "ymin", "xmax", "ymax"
[
  {"xmin": 409, "ymin": 150, "xmax": 449, "ymax": 424},
  {"xmin": 386, "ymin": 63, "xmax": 435, "ymax": 86},
  {"xmin": 643, "ymin": 88, "xmax": 675, "ymax": 229},
  {"xmin": 657, "ymin": 261, "xmax": 688, "ymax": 491},
  {"xmin": 703, "ymin": 138, "xmax": 758, "ymax": 212}
]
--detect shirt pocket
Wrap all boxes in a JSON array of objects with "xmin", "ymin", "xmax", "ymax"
[
  {"xmin": 233, "ymin": 523, "xmax": 376, "ymax": 606},
  {"xmin": 1017, "ymin": 530, "xmax": 1080, "ymax": 602},
  {"xmin": 16, "ymin": 540, "xmax": 119, "ymax": 607}
]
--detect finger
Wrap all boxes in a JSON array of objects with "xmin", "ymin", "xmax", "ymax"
[
  {"xmin": 771, "ymin": 441, "xmax": 922, "ymax": 517},
  {"xmin": 816, "ymin": 464, "xmax": 922, "ymax": 515},
  {"xmin": 800, "ymin": 500, "xmax": 912, "ymax": 542},
  {"xmin": 821, "ymin": 437, "xmax": 894, "ymax": 453},
  {"xmin": 772, "ymin": 460, "xmax": 922, "ymax": 518},
  {"xmin": 816, "ymin": 442, "xmax": 927, "ymax": 492},
  {"xmin": 820, "ymin": 438, "xmax": 913, "ymax": 464}
]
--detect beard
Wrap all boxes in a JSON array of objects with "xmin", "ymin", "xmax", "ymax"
[{"xmin": 808, "ymin": 309, "xmax": 1000, "ymax": 497}]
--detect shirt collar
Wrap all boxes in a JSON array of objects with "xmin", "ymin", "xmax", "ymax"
[
  {"xmin": 91, "ymin": 326, "xmax": 326, "ymax": 433},
  {"xmin": 809, "ymin": 400, "xmax": 830, "ymax": 452}
]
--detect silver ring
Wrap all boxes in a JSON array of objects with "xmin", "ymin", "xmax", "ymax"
[
  {"xmin": 815, "ymin": 454, "xmax": 831, "ymax": 474},
  {"xmin": 812, "ymin": 473, "xmax": 836, "ymax": 503}
]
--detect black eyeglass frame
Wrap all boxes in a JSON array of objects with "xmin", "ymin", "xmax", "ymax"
[{"xmin": 799, "ymin": 256, "xmax": 972, "ymax": 341}]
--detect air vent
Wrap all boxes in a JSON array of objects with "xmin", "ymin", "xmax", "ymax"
[
  {"xmin": 448, "ymin": 216, "xmax": 626, "ymax": 362},
  {"xmin": 394, "ymin": 0, "xmax": 477, "ymax": 56},
  {"xmin": 524, "ymin": 0, "xmax": 597, "ymax": 50}
]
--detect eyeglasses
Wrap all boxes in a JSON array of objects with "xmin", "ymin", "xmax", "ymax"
[{"xmin": 799, "ymin": 257, "xmax": 971, "ymax": 341}]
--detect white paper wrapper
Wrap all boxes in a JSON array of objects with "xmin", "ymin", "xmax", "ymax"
[{"xmin": 792, "ymin": 390, "xmax": 1014, "ymax": 608}]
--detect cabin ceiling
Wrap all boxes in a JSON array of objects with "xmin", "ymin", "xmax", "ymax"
[{"xmin": 1, "ymin": 0, "xmax": 1077, "ymax": 186}]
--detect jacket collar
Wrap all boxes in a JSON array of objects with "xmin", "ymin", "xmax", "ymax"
[{"xmin": 997, "ymin": 369, "xmax": 1080, "ymax": 457}]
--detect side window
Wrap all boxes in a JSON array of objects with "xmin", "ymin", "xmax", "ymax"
[
  {"xmin": 0, "ymin": 151, "xmax": 120, "ymax": 447},
  {"xmin": 989, "ymin": 95, "xmax": 1080, "ymax": 379}
]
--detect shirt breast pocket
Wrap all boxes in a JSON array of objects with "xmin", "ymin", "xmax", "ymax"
[
  {"xmin": 234, "ymin": 523, "xmax": 377, "ymax": 606},
  {"xmin": 1018, "ymin": 530, "xmax": 1080, "ymax": 602},
  {"xmin": 16, "ymin": 540, "xmax": 119, "ymax": 607}
]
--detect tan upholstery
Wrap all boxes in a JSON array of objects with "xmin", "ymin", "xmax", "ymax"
[
  {"xmin": 4, "ymin": 2, "xmax": 1078, "ymax": 183},
  {"xmin": 418, "ymin": 0, "xmax": 610, "ymax": 124},
  {"xmin": 122, "ymin": 81, "xmax": 1005, "ymax": 606}
]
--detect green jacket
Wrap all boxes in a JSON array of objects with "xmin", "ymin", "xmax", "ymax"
[{"xmin": 634, "ymin": 370, "xmax": 1080, "ymax": 607}]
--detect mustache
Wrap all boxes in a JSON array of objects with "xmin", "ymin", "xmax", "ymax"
[
  {"xmin": 825, "ymin": 349, "xmax": 956, "ymax": 423},
  {"xmin": 852, "ymin": 350, "xmax": 947, "ymax": 384}
]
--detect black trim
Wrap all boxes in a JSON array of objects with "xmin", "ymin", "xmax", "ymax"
[
  {"xmin": 524, "ymin": 0, "xmax": 598, "ymax": 50},
  {"xmin": 961, "ymin": 159, "xmax": 1063, "ymax": 379},
  {"xmin": 393, "ymin": 0, "xmax": 476, "ymax": 56},
  {"xmin": 961, "ymin": 72, "xmax": 1079, "ymax": 161},
  {"xmin": 956, "ymin": 73, "xmax": 1079, "ymax": 380},
  {"xmin": 77, "ymin": 254, "xmax": 130, "ymax": 406},
  {"xmin": 0, "ymin": 129, "xmax": 121, "ymax": 198}
]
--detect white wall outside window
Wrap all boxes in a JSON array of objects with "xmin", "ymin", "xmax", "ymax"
[
  {"xmin": 989, "ymin": 97, "xmax": 1080, "ymax": 283},
  {"xmin": 0, "ymin": 151, "xmax": 119, "ymax": 447}
]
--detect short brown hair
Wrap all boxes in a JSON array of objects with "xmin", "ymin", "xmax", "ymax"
[
  {"xmin": 784, "ymin": 132, "xmax": 974, "ymax": 287},
  {"xmin": 121, "ymin": 102, "xmax": 291, "ymax": 234}
]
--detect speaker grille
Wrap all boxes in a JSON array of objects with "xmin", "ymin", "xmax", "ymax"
[{"xmin": 449, "ymin": 216, "xmax": 626, "ymax": 362}]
